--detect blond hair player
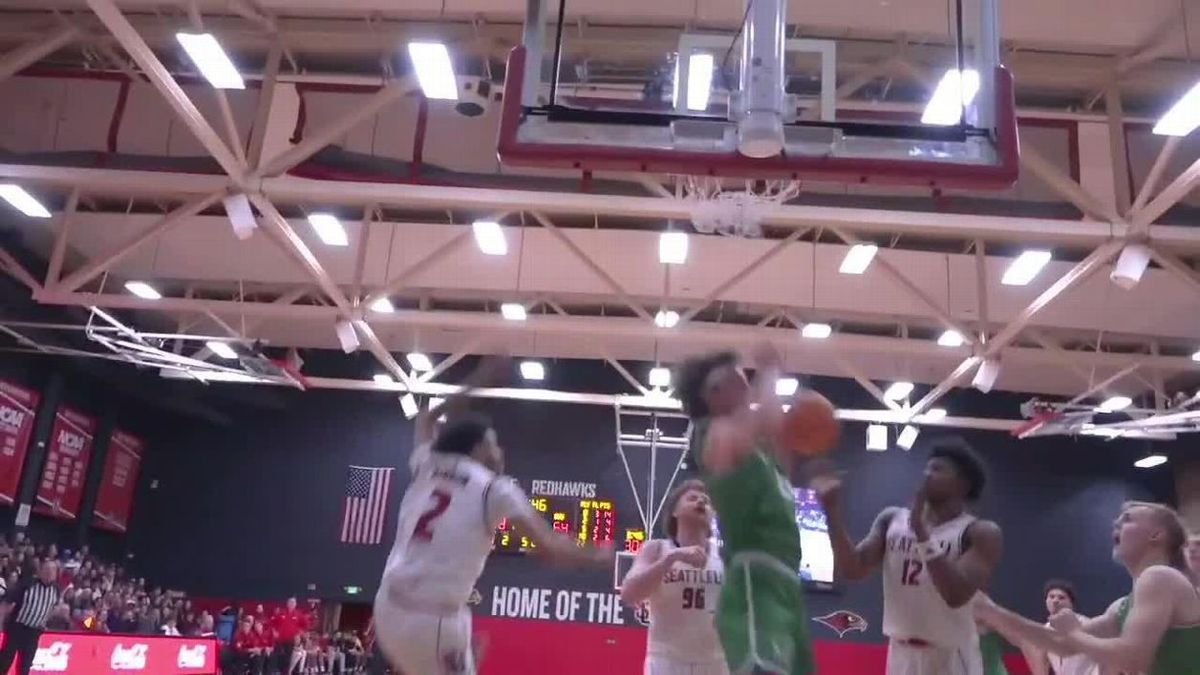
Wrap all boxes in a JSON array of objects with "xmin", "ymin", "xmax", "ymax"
[
  {"xmin": 374, "ymin": 357, "xmax": 612, "ymax": 675},
  {"xmin": 621, "ymin": 479, "xmax": 727, "ymax": 675}
]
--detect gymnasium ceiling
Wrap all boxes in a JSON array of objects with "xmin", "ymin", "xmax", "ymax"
[{"xmin": 0, "ymin": 0, "xmax": 1199, "ymax": 430}]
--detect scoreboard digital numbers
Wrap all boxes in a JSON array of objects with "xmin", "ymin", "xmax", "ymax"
[{"xmin": 493, "ymin": 494, "xmax": 616, "ymax": 553}]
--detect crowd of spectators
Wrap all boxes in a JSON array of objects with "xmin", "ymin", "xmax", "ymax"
[{"xmin": 0, "ymin": 533, "xmax": 373, "ymax": 674}]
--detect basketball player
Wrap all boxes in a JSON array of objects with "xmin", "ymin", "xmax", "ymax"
[
  {"xmin": 621, "ymin": 479, "xmax": 727, "ymax": 675},
  {"xmin": 374, "ymin": 357, "xmax": 612, "ymax": 675},
  {"xmin": 991, "ymin": 580, "xmax": 1099, "ymax": 675},
  {"xmin": 675, "ymin": 346, "xmax": 814, "ymax": 675},
  {"xmin": 814, "ymin": 438, "xmax": 1004, "ymax": 675},
  {"xmin": 974, "ymin": 502, "xmax": 1200, "ymax": 675}
]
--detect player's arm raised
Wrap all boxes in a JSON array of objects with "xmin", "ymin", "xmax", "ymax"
[
  {"xmin": 974, "ymin": 594, "xmax": 1120, "ymax": 657},
  {"xmin": 413, "ymin": 355, "xmax": 510, "ymax": 448},
  {"xmin": 700, "ymin": 344, "xmax": 786, "ymax": 475},
  {"xmin": 1053, "ymin": 566, "xmax": 1182, "ymax": 673},
  {"xmin": 922, "ymin": 518, "xmax": 1002, "ymax": 609},
  {"xmin": 814, "ymin": 474, "xmax": 893, "ymax": 581}
]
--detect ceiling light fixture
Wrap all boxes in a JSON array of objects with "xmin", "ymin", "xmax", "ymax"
[
  {"xmin": 307, "ymin": 213, "xmax": 348, "ymax": 247},
  {"xmin": 866, "ymin": 424, "xmax": 888, "ymax": 451},
  {"xmin": 407, "ymin": 42, "xmax": 459, "ymax": 100},
  {"xmin": 1153, "ymin": 80, "xmax": 1200, "ymax": 136},
  {"xmin": 1096, "ymin": 395, "xmax": 1133, "ymax": 413},
  {"xmin": 923, "ymin": 408, "xmax": 948, "ymax": 421},
  {"xmin": 654, "ymin": 309, "xmax": 680, "ymax": 328},
  {"xmin": 222, "ymin": 193, "xmax": 257, "ymax": 240},
  {"xmin": 973, "ymin": 358, "xmax": 1001, "ymax": 393},
  {"xmin": 685, "ymin": 52, "xmax": 714, "ymax": 111},
  {"xmin": 399, "ymin": 393, "xmax": 419, "ymax": 419},
  {"xmin": 1110, "ymin": 244, "xmax": 1152, "ymax": 290},
  {"xmin": 175, "ymin": 33, "xmax": 245, "ymax": 89},
  {"xmin": 839, "ymin": 244, "xmax": 878, "ymax": 274},
  {"xmin": 472, "ymin": 220, "xmax": 507, "ymax": 256},
  {"xmin": 205, "ymin": 340, "xmax": 238, "ymax": 360},
  {"xmin": 775, "ymin": 378, "xmax": 799, "ymax": 397},
  {"xmin": 369, "ymin": 297, "xmax": 395, "ymax": 313},
  {"xmin": 801, "ymin": 323, "xmax": 832, "ymax": 339},
  {"xmin": 520, "ymin": 361, "xmax": 545, "ymax": 381},
  {"xmin": 501, "ymin": 303, "xmax": 527, "ymax": 321},
  {"xmin": 1133, "ymin": 455, "xmax": 1168, "ymax": 469},
  {"xmin": 883, "ymin": 381, "xmax": 914, "ymax": 401},
  {"xmin": 0, "ymin": 184, "xmax": 51, "ymax": 218},
  {"xmin": 123, "ymin": 281, "xmax": 162, "ymax": 300},
  {"xmin": 1002, "ymin": 250, "xmax": 1052, "ymax": 286},
  {"xmin": 648, "ymin": 367, "xmax": 671, "ymax": 388},
  {"xmin": 896, "ymin": 425, "xmax": 919, "ymax": 450},
  {"xmin": 406, "ymin": 353, "xmax": 433, "ymax": 372},
  {"xmin": 937, "ymin": 330, "xmax": 965, "ymax": 347},
  {"xmin": 659, "ymin": 231, "xmax": 689, "ymax": 265}
]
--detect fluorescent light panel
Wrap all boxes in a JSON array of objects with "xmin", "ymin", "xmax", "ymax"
[
  {"xmin": 654, "ymin": 310, "xmax": 680, "ymax": 328},
  {"xmin": 659, "ymin": 231, "xmax": 688, "ymax": 265},
  {"xmin": 896, "ymin": 425, "xmax": 919, "ymax": 450},
  {"xmin": 369, "ymin": 297, "xmax": 395, "ymax": 313},
  {"xmin": 839, "ymin": 244, "xmax": 878, "ymax": 274},
  {"xmin": 123, "ymin": 281, "xmax": 162, "ymax": 300},
  {"xmin": 648, "ymin": 367, "xmax": 671, "ymax": 388},
  {"xmin": 408, "ymin": 42, "xmax": 458, "ymax": 100},
  {"xmin": 1153, "ymin": 80, "xmax": 1200, "ymax": 137},
  {"xmin": 883, "ymin": 381, "xmax": 914, "ymax": 401},
  {"xmin": 801, "ymin": 323, "xmax": 832, "ymax": 339},
  {"xmin": 1002, "ymin": 250, "xmax": 1052, "ymax": 286},
  {"xmin": 520, "ymin": 361, "xmax": 545, "ymax": 381},
  {"xmin": 205, "ymin": 340, "xmax": 238, "ymax": 360},
  {"xmin": 0, "ymin": 184, "xmax": 51, "ymax": 218},
  {"xmin": 922, "ymin": 68, "xmax": 980, "ymax": 126},
  {"xmin": 406, "ymin": 353, "xmax": 433, "ymax": 372},
  {"xmin": 307, "ymin": 213, "xmax": 348, "ymax": 247},
  {"xmin": 937, "ymin": 330, "xmax": 965, "ymax": 347},
  {"xmin": 175, "ymin": 33, "xmax": 245, "ymax": 90},
  {"xmin": 1192, "ymin": 349, "xmax": 1200, "ymax": 362},
  {"xmin": 686, "ymin": 52, "xmax": 714, "ymax": 111},
  {"xmin": 1134, "ymin": 455, "xmax": 1168, "ymax": 469},
  {"xmin": 866, "ymin": 424, "xmax": 888, "ymax": 451},
  {"xmin": 472, "ymin": 220, "xmax": 507, "ymax": 256},
  {"xmin": 775, "ymin": 377, "xmax": 799, "ymax": 397},
  {"xmin": 1097, "ymin": 395, "xmax": 1132, "ymax": 413},
  {"xmin": 399, "ymin": 393, "xmax": 419, "ymax": 419},
  {"xmin": 501, "ymin": 303, "xmax": 527, "ymax": 321}
]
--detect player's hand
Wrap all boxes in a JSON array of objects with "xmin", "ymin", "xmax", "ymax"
[
  {"xmin": 809, "ymin": 471, "xmax": 842, "ymax": 512},
  {"xmin": 751, "ymin": 342, "xmax": 782, "ymax": 371},
  {"xmin": 971, "ymin": 592, "xmax": 998, "ymax": 621},
  {"xmin": 669, "ymin": 545, "xmax": 708, "ymax": 568},
  {"xmin": 1048, "ymin": 609, "xmax": 1082, "ymax": 634},
  {"xmin": 909, "ymin": 487, "xmax": 930, "ymax": 542}
]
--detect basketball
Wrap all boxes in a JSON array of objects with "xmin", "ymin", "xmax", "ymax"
[{"xmin": 778, "ymin": 390, "xmax": 840, "ymax": 457}]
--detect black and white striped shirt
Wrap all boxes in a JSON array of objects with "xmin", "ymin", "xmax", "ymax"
[{"xmin": 6, "ymin": 580, "xmax": 60, "ymax": 629}]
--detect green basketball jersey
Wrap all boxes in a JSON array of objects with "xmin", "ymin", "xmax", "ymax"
[
  {"xmin": 978, "ymin": 630, "xmax": 1010, "ymax": 675},
  {"xmin": 1116, "ymin": 593, "xmax": 1200, "ymax": 675},
  {"xmin": 690, "ymin": 419, "xmax": 801, "ymax": 569}
]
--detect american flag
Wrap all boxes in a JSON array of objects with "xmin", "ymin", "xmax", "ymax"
[{"xmin": 340, "ymin": 465, "xmax": 394, "ymax": 545}]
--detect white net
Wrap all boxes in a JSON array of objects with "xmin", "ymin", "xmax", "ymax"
[{"xmin": 682, "ymin": 176, "xmax": 801, "ymax": 238}]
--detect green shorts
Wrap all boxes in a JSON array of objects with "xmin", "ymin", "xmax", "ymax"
[{"xmin": 717, "ymin": 552, "xmax": 814, "ymax": 675}]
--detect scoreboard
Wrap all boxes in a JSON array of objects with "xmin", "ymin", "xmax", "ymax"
[{"xmin": 493, "ymin": 496, "xmax": 617, "ymax": 553}]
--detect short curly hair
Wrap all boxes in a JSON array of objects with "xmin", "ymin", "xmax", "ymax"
[
  {"xmin": 663, "ymin": 479, "xmax": 710, "ymax": 539},
  {"xmin": 675, "ymin": 351, "xmax": 739, "ymax": 419},
  {"xmin": 928, "ymin": 438, "xmax": 987, "ymax": 501}
]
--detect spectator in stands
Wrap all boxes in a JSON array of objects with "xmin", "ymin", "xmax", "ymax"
[
  {"xmin": 137, "ymin": 607, "xmax": 160, "ymax": 635},
  {"xmin": 252, "ymin": 619, "xmax": 274, "ymax": 674},
  {"xmin": 197, "ymin": 613, "xmax": 215, "ymax": 638},
  {"xmin": 161, "ymin": 611, "xmax": 182, "ymax": 636},
  {"xmin": 44, "ymin": 603, "xmax": 71, "ymax": 631}
]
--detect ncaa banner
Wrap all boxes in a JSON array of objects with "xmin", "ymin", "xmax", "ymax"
[
  {"xmin": 92, "ymin": 428, "xmax": 143, "ymax": 533},
  {"xmin": 0, "ymin": 632, "xmax": 219, "ymax": 674},
  {"xmin": 0, "ymin": 379, "xmax": 39, "ymax": 505},
  {"xmin": 34, "ymin": 406, "xmax": 96, "ymax": 521}
]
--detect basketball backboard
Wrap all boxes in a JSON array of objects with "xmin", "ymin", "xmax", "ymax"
[{"xmin": 498, "ymin": 0, "xmax": 1017, "ymax": 190}]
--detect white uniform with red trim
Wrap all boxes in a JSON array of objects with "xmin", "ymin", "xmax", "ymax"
[
  {"xmin": 374, "ymin": 443, "xmax": 534, "ymax": 675},
  {"xmin": 881, "ymin": 508, "xmax": 983, "ymax": 675},
  {"xmin": 643, "ymin": 539, "xmax": 728, "ymax": 675}
]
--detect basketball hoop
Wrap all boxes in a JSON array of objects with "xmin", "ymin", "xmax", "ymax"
[{"xmin": 682, "ymin": 176, "xmax": 801, "ymax": 238}]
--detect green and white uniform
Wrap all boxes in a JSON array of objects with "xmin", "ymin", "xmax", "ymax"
[
  {"xmin": 1115, "ymin": 589, "xmax": 1200, "ymax": 675},
  {"xmin": 691, "ymin": 420, "xmax": 814, "ymax": 675}
]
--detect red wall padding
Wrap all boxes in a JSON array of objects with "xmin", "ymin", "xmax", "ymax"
[{"xmin": 472, "ymin": 617, "xmax": 1031, "ymax": 675}]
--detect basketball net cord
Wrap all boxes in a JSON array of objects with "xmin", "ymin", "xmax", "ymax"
[{"xmin": 681, "ymin": 176, "xmax": 802, "ymax": 238}]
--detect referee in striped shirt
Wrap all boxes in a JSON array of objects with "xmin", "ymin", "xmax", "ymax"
[{"xmin": 0, "ymin": 559, "xmax": 60, "ymax": 675}]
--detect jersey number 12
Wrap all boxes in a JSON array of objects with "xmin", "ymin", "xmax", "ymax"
[
  {"xmin": 413, "ymin": 489, "xmax": 453, "ymax": 541},
  {"xmin": 901, "ymin": 559, "xmax": 923, "ymax": 586}
]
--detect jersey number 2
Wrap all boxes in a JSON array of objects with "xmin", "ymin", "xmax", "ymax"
[
  {"xmin": 901, "ymin": 559, "xmax": 923, "ymax": 586},
  {"xmin": 682, "ymin": 587, "xmax": 706, "ymax": 609},
  {"xmin": 413, "ymin": 489, "xmax": 452, "ymax": 541}
]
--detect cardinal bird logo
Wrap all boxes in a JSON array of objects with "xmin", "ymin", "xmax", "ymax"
[{"xmin": 812, "ymin": 610, "xmax": 869, "ymax": 638}]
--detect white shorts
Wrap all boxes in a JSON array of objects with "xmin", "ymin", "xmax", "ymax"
[
  {"xmin": 644, "ymin": 655, "xmax": 730, "ymax": 675},
  {"xmin": 886, "ymin": 640, "xmax": 983, "ymax": 675},
  {"xmin": 373, "ymin": 598, "xmax": 475, "ymax": 675}
]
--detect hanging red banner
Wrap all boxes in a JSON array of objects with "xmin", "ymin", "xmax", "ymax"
[
  {"xmin": 0, "ymin": 379, "xmax": 39, "ymax": 505},
  {"xmin": 34, "ymin": 406, "xmax": 96, "ymax": 521},
  {"xmin": 93, "ymin": 428, "xmax": 143, "ymax": 533}
]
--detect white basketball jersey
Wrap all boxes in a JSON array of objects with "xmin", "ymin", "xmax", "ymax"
[
  {"xmin": 646, "ymin": 540, "xmax": 725, "ymax": 663},
  {"xmin": 379, "ymin": 444, "xmax": 533, "ymax": 612},
  {"xmin": 881, "ymin": 508, "xmax": 979, "ymax": 649},
  {"xmin": 1046, "ymin": 626, "xmax": 1100, "ymax": 675}
]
